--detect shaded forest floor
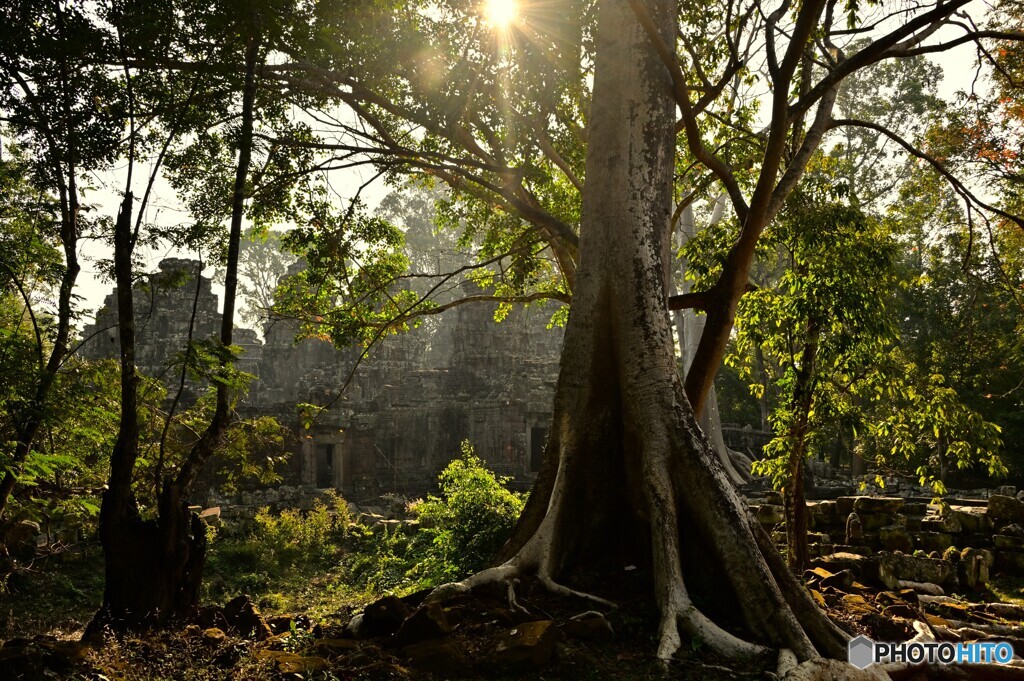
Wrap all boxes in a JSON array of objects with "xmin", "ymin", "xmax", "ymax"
[{"xmin": 4, "ymin": 537, "xmax": 1024, "ymax": 680}]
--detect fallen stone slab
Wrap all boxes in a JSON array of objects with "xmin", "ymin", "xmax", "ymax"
[
  {"xmin": 897, "ymin": 581, "xmax": 945, "ymax": 596},
  {"xmin": 853, "ymin": 497, "xmax": 905, "ymax": 514},
  {"xmin": 312, "ymin": 638, "xmax": 360, "ymax": 659},
  {"xmin": 252, "ymin": 650, "xmax": 329, "ymax": 675},
  {"xmin": 989, "ymin": 494, "xmax": 1024, "ymax": 524},
  {"xmin": 813, "ymin": 552, "xmax": 879, "ymax": 582},
  {"xmin": 842, "ymin": 594, "xmax": 876, "ymax": 615}
]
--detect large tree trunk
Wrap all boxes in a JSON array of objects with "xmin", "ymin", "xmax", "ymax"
[{"xmin": 462, "ymin": 0, "xmax": 850, "ymax": 668}]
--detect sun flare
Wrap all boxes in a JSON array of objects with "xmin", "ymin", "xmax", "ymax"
[{"xmin": 483, "ymin": 0, "xmax": 519, "ymax": 29}]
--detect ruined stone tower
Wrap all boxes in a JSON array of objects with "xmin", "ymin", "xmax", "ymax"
[{"xmin": 80, "ymin": 258, "xmax": 563, "ymax": 500}]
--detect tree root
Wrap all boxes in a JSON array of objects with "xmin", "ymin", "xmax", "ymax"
[
  {"xmin": 643, "ymin": 437, "xmax": 771, "ymax": 663},
  {"xmin": 536, "ymin": 573, "xmax": 615, "ymax": 609},
  {"xmin": 780, "ymin": 658, "xmax": 890, "ymax": 680},
  {"xmin": 426, "ymin": 509, "xmax": 615, "ymax": 612}
]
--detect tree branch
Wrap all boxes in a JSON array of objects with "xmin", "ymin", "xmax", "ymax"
[{"xmin": 829, "ymin": 118, "xmax": 1024, "ymax": 231}]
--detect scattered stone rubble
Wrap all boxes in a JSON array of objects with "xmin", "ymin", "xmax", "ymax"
[
  {"xmin": 750, "ymin": 487, "xmax": 1024, "ymax": 656},
  {"xmin": 749, "ymin": 487, "xmax": 1024, "ymax": 584},
  {"xmin": 186, "ymin": 584, "xmax": 612, "ymax": 678}
]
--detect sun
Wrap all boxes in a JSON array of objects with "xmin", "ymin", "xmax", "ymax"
[{"xmin": 483, "ymin": 0, "xmax": 519, "ymax": 29}]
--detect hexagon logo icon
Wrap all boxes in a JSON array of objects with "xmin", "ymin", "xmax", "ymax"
[{"xmin": 848, "ymin": 635, "xmax": 875, "ymax": 669}]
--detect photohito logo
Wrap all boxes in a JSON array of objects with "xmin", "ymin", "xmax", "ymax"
[{"xmin": 848, "ymin": 635, "xmax": 1015, "ymax": 669}]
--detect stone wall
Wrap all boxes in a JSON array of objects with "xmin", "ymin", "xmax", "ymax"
[{"xmin": 81, "ymin": 259, "xmax": 562, "ymax": 503}]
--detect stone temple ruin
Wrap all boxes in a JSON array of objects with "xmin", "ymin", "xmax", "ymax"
[{"xmin": 80, "ymin": 258, "xmax": 564, "ymax": 502}]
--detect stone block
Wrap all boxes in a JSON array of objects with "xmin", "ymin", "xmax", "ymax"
[
  {"xmin": 878, "ymin": 551, "xmax": 955, "ymax": 590},
  {"xmin": 486, "ymin": 620, "xmax": 559, "ymax": 673},
  {"xmin": 915, "ymin": 532, "xmax": 955, "ymax": 553},
  {"xmin": 995, "ymin": 550, "xmax": 1024, "ymax": 576},
  {"xmin": 311, "ymin": 639, "xmax": 359, "ymax": 659},
  {"xmin": 394, "ymin": 602, "xmax": 452, "ymax": 647},
  {"xmin": 921, "ymin": 515, "xmax": 962, "ymax": 534},
  {"xmin": 995, "ymin": 535, "xmax": 1024, "ymax": 550},
  {"xmin": 199, "ymin": 507, "xmax": 221, "ymax": 527},
  {"xmin": 985, "ymin": 602, "xmax": 1024, "ymax": 620},
  {"xmin": 988, "ymin": 495, "xmax": 1024, "ymax": 524},
  {"xmin": 755, "ymin": 504, "xmax": 784, "ymax": 526},
  {"xmin": 904, "ymin": 502, "xmax": 929, "ymax": 516},
  {"xmin": 860, "ymin": 512, "xmax": 898, "ymax": 531},
  {"xmin": 223, "ymin": 595, "xmax": 273, "ymax": 641},
  {"xmin": 879, "ymin": 525, "xmax": 913, "ymax": 553},
  {"xmin": 836, "ymin": 497, "xmax": 858, "ymax": 516},
  {"xmin": 359, "ymin": 595, "xmax": 410, "ymax": 637},
  {"xmin": 252, "ymin": 650, "xmax": 329, "ymax": 675},
  {"xmin": 842, "ymin": 594, "xmax": 876, "ymax": 615},
  {"xmin": 853, "ymin": 497, "xmax": 905, "ymax": 514},
  {"xmin": 951, "ymin": 508, "xmax": 991, "ymax": 534},
  {"xmin": 813, "ymin": 552, "xmax": 879, "ymax": 582},
  {"xmin": 958, "ymin": 548, "xmax": 993, "ymax": 591}
]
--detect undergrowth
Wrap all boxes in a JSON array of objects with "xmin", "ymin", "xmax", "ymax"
[
  {"xmin": 203, "ymin": 442, "xmax": 525, "ymax": 612},
  {"xmin": 2, "ymin": 444, "xmax": 525, "ymax": 637}
]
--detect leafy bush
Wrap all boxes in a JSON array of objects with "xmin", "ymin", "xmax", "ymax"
[
  {"xmin": 344, "ymin": 524, "xmax": 421, "ymax": 593},
  {"xmin": 411, "ymin": 441, "xmax": 526, "ymax": 584},
  {"xmin": 339, "ymin": 441, "xmax": 526, "ymax": 594}
]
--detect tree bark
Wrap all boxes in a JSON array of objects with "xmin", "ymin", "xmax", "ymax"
[
  {"xmin": 0, "ymin": 79, "xmax": 82, "ymax": 520},
  {"xmin": 477, "ymin": 0, "xmax": 849, "ymax": 666},
  {"xmin": 86, "ymin": 193, "xmax": 208, "ymax": 637}
]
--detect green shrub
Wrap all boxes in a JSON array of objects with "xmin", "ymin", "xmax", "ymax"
[
  {"xmin": 411, "ymin": 441, "xmax": 526, "ymax": 584},
  {"xmin": 344, "ymin": 524, "xmax": 420, "ymax": 593},
  {"xmin": 338, "ymin": 441, "xmax": 526, "ymax": 594},
  {"xmin": 206, "ymin": 490, "xmax": 350, "ymax": 592}
]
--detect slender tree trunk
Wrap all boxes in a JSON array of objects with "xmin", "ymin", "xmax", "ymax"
[
  {"xmin": 172, "ymin": 28, "xmax": 259, "ymax": 495},
  {"xmin": 481, "ymin": 0, "xmax": 849, "ymax": 667},
  {"xmin": 674, "ymin": 197, "xmax": 753, "ymax": 485},
  {"xmin": 755, "ymin": 346, "xmax": 771, "ymax": 431},
  {"xmin": 89, "ymin": 31, "xmax": 260, "ymax": 637},
  {"xmin": 783, "ymin": 322, "xmax": 820, "ymax": 572}
]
